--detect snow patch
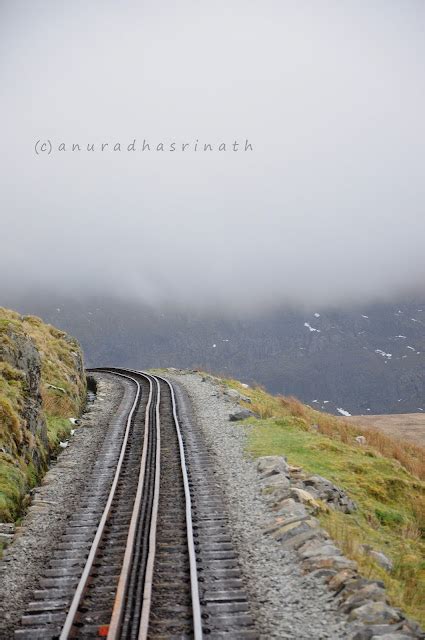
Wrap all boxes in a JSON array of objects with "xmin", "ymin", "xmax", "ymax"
[
  {"xmin": 375, "ymin": 349, "xmax": 392, "ymax": 359},
  {"xmin": 314, "ymin": 312, "xmax": 321, "ymax": 318},
  {"xmin": 361, "ymin": 315, "xmax": 369, "ymax": 319},
  {"xmin": 337, "ymin": 408, "xmax": 352, "ymax": 417},
  {"xmin": 304, "ymin": 322, "xmax": 320, "ymax": 333}
]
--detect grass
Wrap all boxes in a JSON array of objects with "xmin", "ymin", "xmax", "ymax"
[
  {"xmin": 218, "ymin": 376, "xmax": 425, "ymax": 627},
  {"xmin": 0, "ymin": 307, "xmax": 86, "ymax": 522}
]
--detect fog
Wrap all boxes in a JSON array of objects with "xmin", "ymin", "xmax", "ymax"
[{"xmin": 1, "ymin": 1, "xmax": 425, "ymax": 311}]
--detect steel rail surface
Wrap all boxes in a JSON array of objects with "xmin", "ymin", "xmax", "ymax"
[
  {"xmin": 107, "ymin": 373, "xmax": 161, "ymax": 640},
  {"xmin": 154, "ymin": 373, "xmax": 203, "ymax": 640},
  {"xmin": 59, "ymin": 367, "xmax": 202, "ymax": 639},
  {"xmin": 108, "ymin": 368, "xmax": 203, "ymax": 639},
  {"xmin": 59, "ymin": 371, "xmax": 142, "ymax": 640},
  {"xmin": 136, "ymin": 375, "xmax": 161, "ymax": 640}
]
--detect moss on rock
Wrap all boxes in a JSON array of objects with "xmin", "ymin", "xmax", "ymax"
[{"xmin": 0, "ymin": 307, "xmax": 86, "ymax": 521}]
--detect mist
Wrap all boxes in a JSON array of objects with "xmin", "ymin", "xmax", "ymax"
[{"xmin": 1, "ymin": 1, "xmax": 425, "ymax": 311}]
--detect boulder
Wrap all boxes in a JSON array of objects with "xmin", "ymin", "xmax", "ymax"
[
  {"xmin": 348, "ymin": 602, "xmax": 402, "ymax": 625},
  {"xmin": 256, "ymin": 456, "xmax": 290, "ymax": 477},
  {"xmin": 360, "ymin": 546, "xmax": 393, "ymax": 573},
  {"xmin": 224, "ymin": 388, "xmax": 252, "ymax": 403},
  {"xmin": 290, "ymin": 487, "xmax": 322, "ymax": 510},
  {"xmin": 229, "ymin": 409, "xmax": 258, "ymax": 421},
  {"xmin": 303, "ymin": 475, "xmax": 356, "ymax": 513}
]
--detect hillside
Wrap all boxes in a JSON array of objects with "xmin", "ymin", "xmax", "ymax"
[
  {"xmin": 3, "ymin": 293, "xmax": 425, "ymax": 416},
  {"xmin": 0, "ymin": 308, "xmax": 86, "ymax": 521},
  {"xmin": 193, "ymin": 372, "xmax": 425, "ymax": 626}
]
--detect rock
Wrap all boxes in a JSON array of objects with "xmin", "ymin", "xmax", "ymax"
[
  {"xmin": 360, "ymin": 546, "xmax": 394, "ymax": 573},
  {"xmin": 272, "ymin": 498, "xmax": 308, "ymax": 518},
  {"xmin": 328, "ymin": 569, "xmax": 359, "ymax": 591},
  {"xmin": 348, "ymin": 602, "xmax": 402, "ymax": 625},
  {"xmin": 290, "ymin": 487, "xmax": 322, "ymax": 510},
  {"xmin": 261, "ymin": 477, "xmax": 291, "ymax": 501},
  {"xmin": 341, "ymin": 583, "xmax": 388, "ymax": 613},
  {"xmin": 0, "ymin": 327, "xmax": 47, "ymax": 452},
  {"xmin": 225, "ymin": 388, "xmax": 243, "ymax": 400},
  {"xmin": 285, "ymin": 529, "xmax": 328, "ymax": 550},
  {"xmin": 370, "ymin": 634, "xmax": 413, "ymax": 639},
  {"xmin": 229, "ymin": 409, "xmax": 258, "ymax": 421},
  {"xmin": 263, "ymin": 514, "xmax": 310, "ymax": 535},
  {"xmin": 308, "ymin": 568, "xmax": 337, "ymax": 580},
  {"xmin": 339, "ymin": 578, "xmax": 384, "ymax": 601},
  {"xmin": 224, "ymin": 388, "xmax": 252, "ymax": 403},
  {"xmin": 355, "ymin": 435, "xmax": 367, "ymax": 445},
  {"xmin": 303, "ymin": 475, "xmax": 356, "ymax": 513},
  {"xmin": 256, "ymin": 456, "xmax": 290, "ymax": 478},
  {"xmin": 398, "ymin": 619, "xmax": 424, "ymax": 636},
  {"xmin": 272, "ymin": 518, "xmax": 318, "ymax": 543},
  {"xmin": 300, "ymin": 543, "xmax": 341, "ymax": 560},
  {"xmin": 303, "ymin": 555, "xmax": 357, "ymax": 573},
  {"xmin": 351, "ymin": 626, "xmax": 405, "ymax": 640}
]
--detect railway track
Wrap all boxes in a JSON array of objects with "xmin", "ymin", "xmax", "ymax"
[{"xmin": 15, "ymin": 369, "xmax": 257, "ymax": 639}]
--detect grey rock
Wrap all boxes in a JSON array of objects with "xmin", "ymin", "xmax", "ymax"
[
  {"xmin": 341, "ymin": 583, "xmax": 387, "ymax": 613},
  {"xmin": 358, "ymin": 546, "xmax": 394, "ymax": 573},
  {"xmin": 286, "ymin": 530, "xmax": 328, "ymax": 551},
  {"xmin": 350, "ymin": 626, "xmax": 399, "ymax": 640},
  {"xmin": 300, "ymin": 543, "xmax": 341, "ymax": 559},
  {"xmin": 303, "ymin": 475, "xmax": 356, "ymax": 513},
  {"xmin": 229, "ymin": 408, "xmax": 258, "ymax": 421},
  {"xmin": 272, "ymin": 498, "xmax": 308, "ymax": 518},
  {"xmin": 257, "ymin": 456, "xmax": 290, "ymax": 478},
  {"xmin": 371, "ymin": 632, "xmax": 412, "ymax": 640},
  {"xmin": 348, "ymin": 602, "xmax": 402, "ymax": 625},
  {"xmin": 261, "ymin": 476, "xmax": 291, "ymax": 500},
  {"xmin": 224, "ymin": 388, "xmax": 252, "ymax": 403}
]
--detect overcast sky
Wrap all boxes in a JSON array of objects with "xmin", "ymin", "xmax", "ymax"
[{"xmin": 1, "ymin": 1, "xmax": 425, "ymax": 311}]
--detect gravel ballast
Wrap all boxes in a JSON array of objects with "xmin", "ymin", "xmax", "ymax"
[
  {"xmin": 165, "ymin": 370, "xmax": 351, "ymax": 639},
  {"xmin": 0, "ymin": 374, "xmax": 125, "ymax": 638}
]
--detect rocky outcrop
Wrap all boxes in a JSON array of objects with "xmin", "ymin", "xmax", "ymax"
[
  {"xmin": 0, "ymin": 325, "xmax": 47, "ymax": 456},
  {"xmin": 0, "ymin": 308, "xmax": 86, "ymax": 521}
]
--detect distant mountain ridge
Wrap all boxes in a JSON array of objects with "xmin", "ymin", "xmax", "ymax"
[{"xmin": 2, "ymin": 294, "xmax": 425, "ymax": 416}]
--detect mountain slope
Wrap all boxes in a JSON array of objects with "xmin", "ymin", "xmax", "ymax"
[{"xmin": 3, "ymin": 294, "xmax": 424, "ymax": 416}]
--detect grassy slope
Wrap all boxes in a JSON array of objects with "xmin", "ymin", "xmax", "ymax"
[
  {"xmin": 0, "ymin": 308, "xmax": 86, "ymax": 522},
  {"xmin": 220, "ymin": 377, "xmax": 425, "ymax": 627}
]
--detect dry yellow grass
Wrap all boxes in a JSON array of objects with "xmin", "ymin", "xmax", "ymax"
[{"xmin": 247, "ymin": 388, "xmax": 425, "ymax": 481}]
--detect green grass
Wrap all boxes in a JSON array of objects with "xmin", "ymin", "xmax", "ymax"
[
  {"xmin": 216, "ymin": 376, "xmax": 425, "ymax": 627},
  {"xmin": 46, "ymin": 416, "xmax": 72, "ymax": 449},
  {"xmin": 0, "ymin": 453, "xmax": 39, "ymax": 521},
  {"xmin": 247, "ymin": 419, "xmax": 425, "ymax": 625},
  {"xmin": 0, "ymin": 307, "xmax": 86, "ymax": 523}
]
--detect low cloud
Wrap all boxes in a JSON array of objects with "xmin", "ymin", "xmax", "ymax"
[{"xmin": 1, "ymin": 1, "xmax": 425, "ymax": 311}]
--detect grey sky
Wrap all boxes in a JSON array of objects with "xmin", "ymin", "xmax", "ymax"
[{"xmin": 1, "ymin": 1, "xmax": 425, "ymax": 311}]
